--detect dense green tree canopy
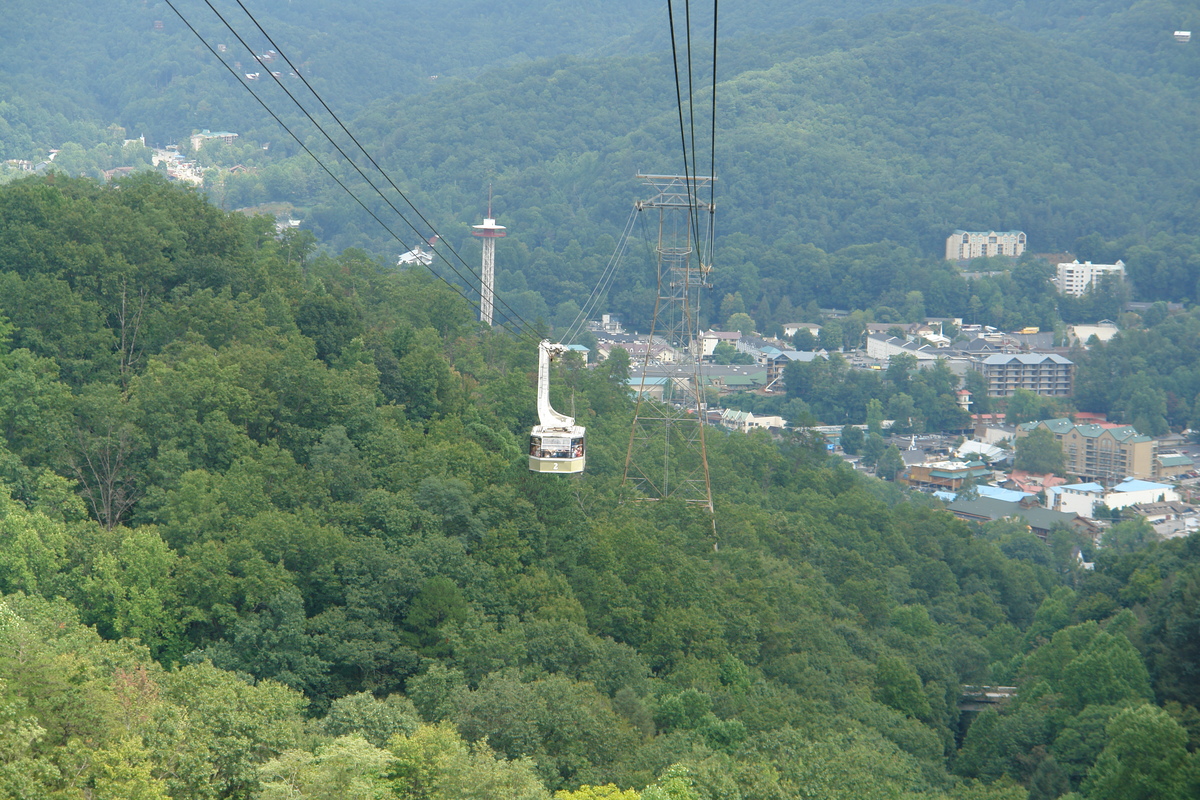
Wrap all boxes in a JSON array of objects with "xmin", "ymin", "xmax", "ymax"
[{"xmin": 1014, "ymin": 428, "xmax": 1066, "ymax": 476}]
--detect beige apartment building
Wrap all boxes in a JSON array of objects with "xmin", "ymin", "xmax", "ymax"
[
  {"xmin": 1017, "ymin": 419, "xmax": 1157, "ymax": 482},
  {"xmin": 976, "ymin": 353, "xmax": 1074, "ymax": 397},
  {"xmin": 946, "ymin": 230, "xmax": 1027, "ymax": 261},
  {"xmin": 189, "ymin": 129, "xmax": 239, "ymax": 150}
]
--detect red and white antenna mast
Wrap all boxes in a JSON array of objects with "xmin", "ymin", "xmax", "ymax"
[{"xmin": 472, "ymin": 186, "xmax": 506, "ymax": 326}]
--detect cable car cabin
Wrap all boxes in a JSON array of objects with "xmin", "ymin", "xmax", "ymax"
[
  {"xmin": 529, "ymin": 341, "xmax": 586, "ymax": 474},
  {"xmin": 529, "ymin": 426, "xmax": 585, "ymax": 473}
]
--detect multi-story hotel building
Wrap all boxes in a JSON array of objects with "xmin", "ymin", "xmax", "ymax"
[
  {"xmin": 946, "ymin": 230, "xmax": 1027, "ymax": 261},
  {"xmin": 1054, "ymin": 259, "xmax": 1125, "ymax": 297},
  {"xmin": 975, "ymin": 353, "xmax": 1074, "ymax": 397},
  {"xmin": 1017, "ymin": 419, "xmax": 1157, "ymax": 483}
]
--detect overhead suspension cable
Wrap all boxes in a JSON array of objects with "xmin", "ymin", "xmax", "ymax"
[
  {"xmin": 558, "ymin": 205, "xmax": 639, "ymax": 346},
  {"xmin": 226, "ymin": 0, "xmax": 540, "ymax": 343},
  {"xmin": 164, "ymin": 0, "xmax": 543, "ymax": 345},
  {"xmin": 682, "ymin": 0, "xmax": 704, "ymax": 262},
  {"xmin": 708, "ymin": 1, "xmax": 718, "ymax": 267},
  {"xmin": 203, "ymin": 0, "xmax": 541, "ymax": 343},
  {"xmin": 666, "ymin": 0, "xmax": 696, "ymax": 194},
  {"xmin": 666, "ymin": 0, "xmax": 718, "ymax": 278},
  {"xmin": 545, "ymin": 0, "xmax": 724, "ymax": 352}
]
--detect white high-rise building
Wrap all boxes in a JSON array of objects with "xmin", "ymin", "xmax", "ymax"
[
  {"xmin": 946, "ymin": 230, "xmax": 1026, "ymax": 261},
  {"xmin": 1055, "ymin": 259, "xmax": 1125, "ymax": 297}
]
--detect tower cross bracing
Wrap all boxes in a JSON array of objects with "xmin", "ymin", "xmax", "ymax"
[{"xmin": 623, "ymin": 173, "xmax": 715, "ymax": 515}]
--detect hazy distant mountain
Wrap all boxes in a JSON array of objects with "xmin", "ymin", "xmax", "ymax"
[{"xmin": 4, "ymin": 0, "xmax": 1195, "ymax": 152}]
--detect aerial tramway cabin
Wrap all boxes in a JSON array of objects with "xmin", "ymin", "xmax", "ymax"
[{"xmin": 528, "ymin": 341, "xmax": 585, "ymax": 474}]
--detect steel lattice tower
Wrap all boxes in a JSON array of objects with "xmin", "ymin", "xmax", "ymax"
[{"xmin": 623, "ymin": 173, "xmax": 715, "ymax": 517}]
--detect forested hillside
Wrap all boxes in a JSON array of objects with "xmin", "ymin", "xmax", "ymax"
[
  {"xmin": 0, "ymin": 0, "xmax": 661, "ymax": 150},
  {"xmin": 0, "ymin": 174, "xmax": 1194, "ymax": 799}
]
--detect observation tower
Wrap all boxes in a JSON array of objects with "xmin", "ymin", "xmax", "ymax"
[{"xmin": 472, "ymin": 206, "xmax": 506, "ymax": 327}]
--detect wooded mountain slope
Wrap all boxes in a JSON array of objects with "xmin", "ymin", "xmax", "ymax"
[
  {"xmin": 0, "ymin": 175, "xmax": 1195, "ymax": 799},
  {"xmin": 334, "ymin": 7, "xmax": 1200, "ymax": 331}
]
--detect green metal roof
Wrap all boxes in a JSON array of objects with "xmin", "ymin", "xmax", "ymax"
[
  {"xmin": 1021, "ymin": 418, "xmax": 1151, "ymax": 443},
  {"xmin": 1020, "ymin": 418, "xmax": 1075, "ymax": 434},
  {"xmin": 930, "ymin": 467, "xmax": 991, "ymax": 479},
  {"xmin": 947, "ymin": 497, "xmax": 1082, "ymax": 531}
]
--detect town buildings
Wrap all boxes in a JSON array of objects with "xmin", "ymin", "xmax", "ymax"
[
  {"xmin": 1158, "ymin": 452, "xmax": 1195, "ymax": 479},
  {"xmin": 1048, "ymin": 479, "xmax": 1179, "ymax": 517},
  {"xmin": 782, "ymin": 322, "xmax": 821, "ymax": 338},
  {"xmin": 763, "ymin": 350, "xmax": 823, "ymax": 388},
  {"xmin": 865, "ymin": 333, "xmax": 940, "ymax": 364}
]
